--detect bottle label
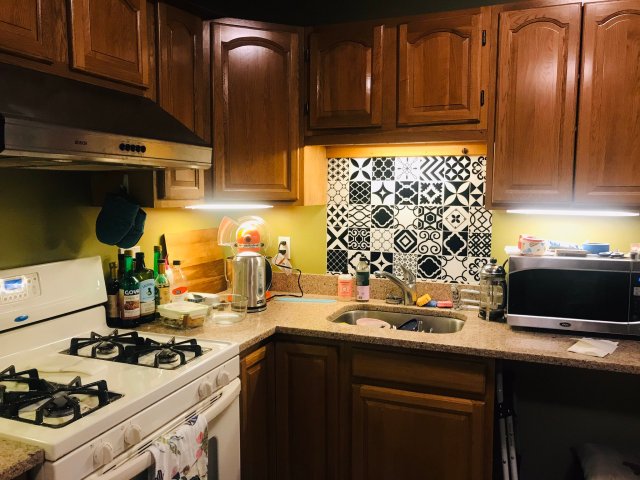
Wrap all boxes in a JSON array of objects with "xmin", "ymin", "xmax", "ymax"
[
  {"xmin": 356, "ymin": 271, "xmax": 370, "ymax": 287},
  {"xmin": 172, "ymin": 286, "xmax": 188, "ymax": 296},
  {"xmin": 157, "ymin": 286, "xmax": 170, "ymax": 305},
  {"xmin": 356, "ymin": 285, "xmax": 370, "ymax": 301},
  {"xmin": 107, "ymin": 294, "xmax": 118, "ymax": 319},
  {"xmin": 139, "ymin": 279, "xmax": 155, "ymax": 315},
  {"xmin": 119, "ymin": 289, "xmax": 140, "ymax": 320}
]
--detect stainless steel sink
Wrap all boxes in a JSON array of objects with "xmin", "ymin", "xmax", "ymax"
[{"xmin": 330, "ymin": 309, "xmax": 464, "ymax": 333}]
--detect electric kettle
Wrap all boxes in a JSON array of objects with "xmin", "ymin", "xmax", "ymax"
[
  {"xmin": 231, "ymin": 251, "xmax": 271, "ymax": 313},
  {"xmin": 478, "ymin": 258, "xmax": 507, "ymax": 321}
]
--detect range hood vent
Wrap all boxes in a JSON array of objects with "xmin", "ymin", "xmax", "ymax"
[{"xmin": 0, "ymin": 63, "xmax": 211, "ymax": 169}]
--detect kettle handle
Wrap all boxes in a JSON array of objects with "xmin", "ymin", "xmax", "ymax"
[{"xmin": 498, "ymin": 277, "xmax": 508, "ymax": 310}]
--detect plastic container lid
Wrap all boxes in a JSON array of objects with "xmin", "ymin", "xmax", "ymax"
[{"xmin": 157, "ymin": 302, "xmax": 208, "ymax": 320}]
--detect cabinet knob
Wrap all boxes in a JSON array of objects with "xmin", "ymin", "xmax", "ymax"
[{"xmin": 124, "ymin": 424, "xmax": 143, "ymax": 446}]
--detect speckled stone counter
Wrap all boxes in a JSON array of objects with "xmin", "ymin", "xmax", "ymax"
[
  {"xmin": 0, "ymin": 438, "xmax": 43, "ymax": 480},
  {"xmin": 139, "ymin": 294, "xmax": 640, "ymax": 375}
]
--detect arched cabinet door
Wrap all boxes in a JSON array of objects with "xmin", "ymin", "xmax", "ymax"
[
  {"xmin": 68, "ymin": 0, "xmax": 149, "ymax": 87},
  {"xmin": 398, "ymin": 10, "xmax": 485, "ymax": 126},
  {"xmin": 0, "ymin": 0, "xmax": 55, "ymax": 62},
  {"xmin": 491, "ymin": 4, "xmax": 581, "ymax": 205},
  {"xmin": 308, "ymin": 24, "xmax": 384, "ymax": 129},
  {"xmin": 575, "ymin": 0, "xmax": 640, "ymax": 206},
  {"xmin": 212, "ymin": 21, "xmax": 301, "ymax": 201}
]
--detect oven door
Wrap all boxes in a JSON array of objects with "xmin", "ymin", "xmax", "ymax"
[{"xmin": 88, "ymin": 378, "xmax": 241, "ymax": 480}]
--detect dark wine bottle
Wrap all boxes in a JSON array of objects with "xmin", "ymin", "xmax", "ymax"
[
  {"xmin": 106, "ymin": 261, "xmax": 120, "ymax": 328},
  {"xmin": 135, "ymin": 252, "xmax": 156, "ymax": 324},
  {"xmin": 119, "ymin": 253, "xmax": 140, "ymax": 327}
]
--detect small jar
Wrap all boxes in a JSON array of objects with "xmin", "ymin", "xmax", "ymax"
[{"xmin": 337, "ymin": 274, "xmax": 353, "ymax": 301}]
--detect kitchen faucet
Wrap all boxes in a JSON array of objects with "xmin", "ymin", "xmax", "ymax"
[{"xmin": 374, "ymin": 266, "xmax": 418, "ymax": 305}]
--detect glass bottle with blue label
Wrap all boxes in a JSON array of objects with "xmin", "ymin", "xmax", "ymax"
[{"xmin": 135, "ymin": 252, "xmax": 156, "ymax": 324}]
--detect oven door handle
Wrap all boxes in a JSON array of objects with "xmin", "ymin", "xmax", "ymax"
[{"xmin": 95, "ymin": 378, "xmax": 241, "ymax": 480}]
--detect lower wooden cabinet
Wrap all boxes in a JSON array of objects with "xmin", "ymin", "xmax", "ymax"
[
  {"xmin": 352, "ymin": 385, "xmax": 486, "ymax": 480},
  {"xmin": 240, "ymin": 339, "xmax": 494, "ymax": 480}
]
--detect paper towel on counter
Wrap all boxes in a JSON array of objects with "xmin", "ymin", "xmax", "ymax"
[{"xmin": 568, "ymin": 338, "xmax": 619, "ymax": 358}]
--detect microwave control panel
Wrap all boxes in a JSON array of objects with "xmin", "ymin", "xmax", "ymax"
[{"xmin": 0, "ymin": 273, "xmax": 40, "ymax": 304}]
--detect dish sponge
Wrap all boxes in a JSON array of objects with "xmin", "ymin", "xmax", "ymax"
[{"xmin": 416, "ymin": 293, "xmax": 432, "ymax": 307}]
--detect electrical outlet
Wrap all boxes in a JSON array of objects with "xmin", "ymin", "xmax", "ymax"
[{"xmin": 278, "ymin": 236, "xmax": 291, "ymax": 259}]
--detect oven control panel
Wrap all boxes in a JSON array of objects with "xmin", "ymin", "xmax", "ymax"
[{"xmin": 0, "ymin": 273, "xmax": 40, "ymax": 304}]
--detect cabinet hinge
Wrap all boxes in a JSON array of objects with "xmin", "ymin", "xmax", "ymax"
[
  {"xmin": 480, "ymin": 90, "xmax": 485, "ymax": 106},
  {"xmin": 482, "ymin": 30, "xmax": 487, "ymax": 46},
  {"xmin": 304, "ymin": 101, "xmax": 310, "ymax": 115},
  {"xmin": 304, "ymin": 48, "xmax": 310, "ymax": 62}
]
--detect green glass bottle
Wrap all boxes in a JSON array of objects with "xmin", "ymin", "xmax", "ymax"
[
  {"xmin": 135, "ymin": 252, "xmax": 156, "ymax": 324},
  {"xmin": 155, "ymin": 260, "xmax": 171, "ymax": 308},
  {"xmin": 106, "ymin": 261, "xmax": 120, "ymax": 328},
  {"xmin": 153, "ymin": 245, "xmax": 162, "ymax": 277},
  {"xmin": 118, "ymin": 253, "xmax": 140, "ymax": 326}
]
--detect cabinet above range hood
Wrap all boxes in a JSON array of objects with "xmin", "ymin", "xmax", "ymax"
[{"xmin": 0, "ymin": 63, "xmax": 211, "ymax": 170}]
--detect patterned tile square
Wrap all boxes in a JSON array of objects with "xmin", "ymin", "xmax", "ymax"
[
  {"xmin": 469, "ymin": 207, "xmax": 492, "ymax": 233},
  {"xmin": 395, "ymin": 157, "xmax": 420, "ymax": 181},
  {"xmin": 443, "ymin": 230, "xmax": 468, "ymax": 256},
  {"xmin": 327, "ymin": 249, "xmax": 348, "ymax": 274},
  {"xmin": 469, "ymin": 233, "xmax": 492, "ymax": 257},
  {"xmin": 439, "ymin": 256, "xmax": 469, "ymax": 283},
  {"xmin": 470, "ymin": 156, "xmax": 486, "ymax": 182},
  {"xmin": 419, "ymin": 182, "xmax": 443, "ymax": 205},
  {"xmin": 469, "ymin": 182, "xmax": 485, "ymax": 207},
  {"xmin": 349, "ymin": 158, "xmax": 373, "ymax": 181},
  {"xmin": 371, "ymin": 181, "xmax": 396, "ymax": 205},
  {"xmin": 370, "ymin": 252, "xmax": 394, "ymax": 274},
  {"xmin": 442, "ymin": 206, "xmax": 470, "ymax": 232},
  {"xmin": 444, "ymin": 155, "xmax": 472, "ymax": 182},
  {"xmin": 417, "ymin": 255, "xmax": 441, "ymax": 280},
  {"xmin": 327, "ymin": 203, "xmax": 348, "ymax": 228},
  {"xmin": 417, "ymin": 229, "xmax": 443, "ymax": 256},
  {"xmin": 396, "ymin": 206, "xmax": 427, "ymax": 229},
  {"xmin": 327, "ymin": 180, "xmax": 348, "ymax": 205},
  {"xmin": 394, "ymin": 229, "xmax": 418, "ymax": 253},
  {"xmin": 393, "ymin": 253, "xmax": 418, "ymax": 278},
  {"xmin": 420, "ymin": 156, "xmax": 445, "ymax": 182},
  {"xmin": 395, "ymin": 181, "xmax": 419, "ymax": 205},
  {"xmin": 348, "ymin": 228, "xmax": 370, "ymax": 250},
  {"xmin": 327, "ymin": 226, "xmax": 348, "ymax": 251},
  {"xmin": 466, "ymin": 257, "xmax": 490, "ymax": 283},
  {"xmin": 372, "ymin": 157, "xmax": 395, "ymax": 180},
  {"xmin": 348, "ymin": 250, "xmax": 370, "ymax": 273},
  {"xmin": 443, "ymin": 181, "xmax": 470, "ymax": 206},
  {"xmin": 347, "ymin": 204, "xmax": 372, "ymax": 228},
  {"xmin": 349, "ymin": 181, "xmax": 371, "ymax": 204},
  {"xmin": 370, "ymin": 228, "xmax": 394, "ymax": 251},
  {"xmin": 328, "ymin": 157, "xmax": 349, "ymax": 183},
  {"xmin": 371, "ymin": 205, "xmax": 397, "ymax": 228},
  {"xmin": 421, "ymin": 206, "xmax": 444, "ymax": 230}
]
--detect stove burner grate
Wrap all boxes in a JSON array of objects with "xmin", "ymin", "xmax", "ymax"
[
  {"xmin": 67, "ymin": 330, "xmax": 145, "ymax": 361},
  {"xmin": 123, "ymin": 337, "xmax": 204, "ymax": 369}
]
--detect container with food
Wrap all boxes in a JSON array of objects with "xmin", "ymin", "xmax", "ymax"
[{"xmin": 157, "ymin": 302, "xmax": 210, "ymax": 329}]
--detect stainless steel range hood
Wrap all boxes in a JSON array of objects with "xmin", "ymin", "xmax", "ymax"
[{"xmin": 0, "ymin": 63, "xmax": 211, "ymax": 170}]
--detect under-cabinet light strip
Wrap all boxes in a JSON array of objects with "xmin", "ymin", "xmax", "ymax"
[
  {"xmin": 185, "ymin": 204, "xmax": 273, "ymax": 210},
  {"xmin": 506, "ymin": 209, "xmax": 639, "ymax": 217}
]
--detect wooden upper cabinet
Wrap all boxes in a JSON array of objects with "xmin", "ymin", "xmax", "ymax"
[
  {"xmin": 491, "ymin": 4, "xmax": 581, "ymax": 206},
  {"xmin": 398, "ymin": 10, "xmax": 485, "ymax": 126},
  {"xmin": 308, "ymin": 24, "xmax": 384, "ymax": 129},
  {"xmin": 157, "ymin": 3, "xmax": 205, "ymax": 202},
  {"xmin": 212, "ymin": 21, "xmax": 301, "ymax": 201},
  {"xmin": 69, "ymin": 0, "xmax": 149, "ymax": 87},
  {"xmin": 0, "ymin": 0, "xmax": 55, "ymax": 62},
  {"xmin": 575, "ymin": 0, "xmax": 640, "ymax": 206},
  {"xmin": 352, "ymin": 385, "xmax": 486, "ymax": 480}
]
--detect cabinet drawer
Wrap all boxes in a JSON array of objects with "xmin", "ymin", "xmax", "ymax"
[{"xmin": 352, "ymin": 349, "xmax": 487, "ymax": 396}]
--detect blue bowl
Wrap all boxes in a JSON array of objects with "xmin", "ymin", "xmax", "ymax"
[{"xmin": 582, "ymin": 242, "xmax": 610, "ymax": 254}]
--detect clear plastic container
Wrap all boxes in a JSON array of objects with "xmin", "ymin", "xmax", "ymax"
[{"xmin": 211, "ymin": 294, "xmax": 248, "ymax": 325}]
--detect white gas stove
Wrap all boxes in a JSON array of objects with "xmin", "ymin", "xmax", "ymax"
[{"xmin": 0, "ymin": 257, "xmax": 241, "ymax": 479}]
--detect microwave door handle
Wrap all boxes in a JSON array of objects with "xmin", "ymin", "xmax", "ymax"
[{"xmin": 93, "ymin": 378, "xmax": 241, "ymax": 480}]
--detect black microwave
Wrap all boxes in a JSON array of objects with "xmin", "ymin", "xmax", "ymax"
[{"xmin": 507, "ymin": 255, "xmax": 640, "ymax": 336}]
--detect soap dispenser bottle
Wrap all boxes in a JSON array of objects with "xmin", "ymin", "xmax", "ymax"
[{"xmin": 356, "ymin": 256, "xmax": 370, "ymax": 302}]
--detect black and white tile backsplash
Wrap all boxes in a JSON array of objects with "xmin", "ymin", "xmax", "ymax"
[{"xmin": 326, "ymin": 156, "xmax": 493, "ymax": 284}]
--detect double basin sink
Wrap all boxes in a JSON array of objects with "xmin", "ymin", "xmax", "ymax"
[{"xmin": 330, "ymin": 308, "xmax": 465, "ymax": 334}]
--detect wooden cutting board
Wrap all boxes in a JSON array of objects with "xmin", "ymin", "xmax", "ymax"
[{"xmin": 162, "ymin": 228, "xmax": 227, "ymax": 294}]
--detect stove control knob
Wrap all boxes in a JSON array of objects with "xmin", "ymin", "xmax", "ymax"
[
  {"xmin": 216, "ymin": 370, "xmax": 231, "ymax": 387},
  {"xmin": 124, "ymin": 424, "xmax": 143, "ymax": 446},
  {"xmin": 198, "ymin": 380, "xmax": 214, "ymax": 399},
  {"xmin": 93, "ymin": 442, "xmax": 114, "ymax": 467}
]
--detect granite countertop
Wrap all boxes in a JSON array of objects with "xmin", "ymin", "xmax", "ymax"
[
  {"xmin": 138, "ymin": 294, "xmax": 640, "ymax": 375},
  {"xmin": 0, "ymin": 439, "xmax": 43, "ymax": 480}
]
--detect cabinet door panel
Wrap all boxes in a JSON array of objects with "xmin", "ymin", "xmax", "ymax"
[
  {"xmin": 398, "ymin": 11, "xmax": 483, "ymax": 126},
  {"xmin": 0, "ymin": 0, "xmax": 54, "ymax": 62},
  {"xmin": 275, "ymin": 343, "xmax": 339, "ymax": 480},
  {"xmin": 213, "ymin": 23, "xmax": 300, "ymax": 201},
  {"xmin": 309, "ymin": 25, "xmax": 384, "ymax": 129},
  {"xmin": 575, "ymin": 0, "xmax": 640, "ymax": 205},
  {"xmin": 352, "ymin": 384, "xmax": 485, "ymax": 480},
  {"xmin": 69, "ymin": 0, "xmax": 149, "ymax": 87},
  {"xmin": 491, "ymin": 5, "xmax": 581, "ymax": 205}
]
